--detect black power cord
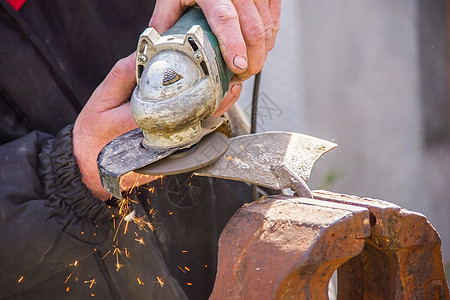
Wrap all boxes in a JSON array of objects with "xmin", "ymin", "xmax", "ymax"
[{"xmin": 251, "ymin": 72, "xmax": 262, "ymax": 201}]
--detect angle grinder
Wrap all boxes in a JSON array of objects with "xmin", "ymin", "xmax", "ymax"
[{"xmin": 98, "ymin": 6, "xmax": 234, "ymax": 199}]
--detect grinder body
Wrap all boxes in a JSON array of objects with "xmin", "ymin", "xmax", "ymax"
[
  {"xmin": 97, "ymin": 6, "xmax": 233, "ymax": 199},
  {"xmin": 131, "ymin": 6, "xmax": 233, "ymax": 150}
]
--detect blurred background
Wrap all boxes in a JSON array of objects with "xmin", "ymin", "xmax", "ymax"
[{"xmin": 237, "ymin": 0, "xmax": 450, "ymax": 270}]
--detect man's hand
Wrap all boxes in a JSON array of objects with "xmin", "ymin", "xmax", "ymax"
[
  {"xmin": 73, "ymin": 0, "xmax": 281, "ymax": 200},
  {"xmin": 149, "ymin": 0, "xmax": 281, "ymax": 116},
  {"xmin": 73, "ymin": 53, "xmax": 153, "ymax": 201}
]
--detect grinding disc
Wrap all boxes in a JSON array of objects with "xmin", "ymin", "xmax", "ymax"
[{"xmin": 135, "ymin": 132, "xmax": 229, "ymax": 175}]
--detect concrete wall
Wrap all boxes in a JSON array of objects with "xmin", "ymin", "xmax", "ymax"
[{"xmin": 239, "ymin": 0, "xmax": 449, "ymax": 265}]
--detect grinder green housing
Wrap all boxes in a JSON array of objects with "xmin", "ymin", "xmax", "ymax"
[{"xmin": 162, "ymin": 5, "xmax": 233, "ymax": 95}]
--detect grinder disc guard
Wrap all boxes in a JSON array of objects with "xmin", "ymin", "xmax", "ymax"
[{"xmin": 135, "ymin": 131, "xmax": 229, "ymax": 176}]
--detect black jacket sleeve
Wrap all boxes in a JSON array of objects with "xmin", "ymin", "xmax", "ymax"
[{"xmin": 0, "ymin": 125, "xmax": 112, "ymax": 297}]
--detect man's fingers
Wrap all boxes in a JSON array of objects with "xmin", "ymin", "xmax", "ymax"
[
  {"xmin": 108, "ymin": 102, "xmax": 139, "ymax": 134},
  {"xmin": 267, "ymin": 0, "xmax": 281, "ymax": 52},
  {"xmin": 90, "ymin": 53, "xmax": 137, "ymax": 112},
  {"xmin": 149, "ymin": 0, "xmax": 187, "ymax": 33},
  {"xmin": 255, "ymin": 0, "xmax": 274, "ymax": 51},
  {"xmin": 213, "ymin": 77, "xmax": 243, "ymax": 117},
  {"xmin": 197, "ymin": 0, "xmax": 248, "ymax": 75},
  {"xmin": 232, "ymin": 0, "xmax": 266, "ymax": 80}
]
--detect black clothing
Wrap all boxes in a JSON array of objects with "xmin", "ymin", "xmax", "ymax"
[
  {"xmin": 0, "ymin": 0, "xmax": 152, "ymax": 141},
  {"xmin": 0, "ymin": 125, "xmax": 187, "ymax": 299},
  {"xmin": 139, "ymin": 175, "xmax": 252, "ymax": 300},
  {"xmin": 0, "ymin": 1, "xmax": 251, "ymax": 299}
]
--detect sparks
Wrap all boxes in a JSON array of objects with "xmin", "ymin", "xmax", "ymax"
[
  {"xmin": 119, "ymin": 172, "xmax": 156, "ymax": 196},
  {"xmin": 84, "ymin": 279, "xmax": 96, "ymax": 289},
  {"xmin": 116, "ymin": 262, "xmax": 124, "ymax": 272},
  {"xmin": 177, "ymin": 266, "xmax": 186, "ymax": 273},
  {"xmin": 113, "ymin": 247, "xmax": 122, "ymax": 256},
  {"xmin": 112, "ymin": 217, "xmax": 124, "ymax": 242},
  {"xmin": 156, "ymin": 276, "xmax": 164, "ymax": 287},
  {"xmin": 181, "ymin": 250, "xmax": 188, "ymax": 253},
  {"xmin": 101, "ymin": 250, "xmax": 111, "ymax": 260},
  {"xmin": 71, "ymin": 260, "xmax": 79, "ymax": 267},
  {"xmin": 132, "ymin": 215, "xmax": 154, "ymax": 231},
  {"xmin": 101, "ymin": 174, "xmax": 163, "ymax": 278},
  {"xmin": 137, "ymin": 278, "xmax": 145, "ymax": 285},
  {"xmin": 187, "ymin": 282, "xmax": 193, "ymax": 286},
  {"xmin": 158, "ymin": 175, "xmax": 165, "ymax": 189},
  {"xmin": 117, "ymin": 195, "xmax": 132, "ymax": 217},
  {"xmin": 142, "ymin": 186, "xmax": 155, "ymax": 193},
  {"xmin": 18, "ymin": 276, "xmax": 24, "ymax": 283},
  {"xmin": 118, "ymin": 172, "xmax": 132, "ymax": 190},
  {"xmin": 113, "ymin": 247, "xmax": 124, "ymax": 271},
  {"xmin": 129, "ymin": 177, "xmax": 139, "ymax": 193},
  {"xmin": 66, "ymin": 286, "xmax": 70, "ymax": 292},
  {"xmin": 184, "ymin": 266, "xmax": 190, "ymax": 272},
  {"xmin": 127, "ymin": 174, "xmax": 140, "ymax": 193},
  {"xmin": 135, "ymin": 237, "xmax": 145, "ymax": 245},
  {"xmin": 124, "ymin": 220, "xmax": 130, "ymax": 234},
  {"xmin": 64, "ymin": 273, "xmax": 72, "ymax": 283}
]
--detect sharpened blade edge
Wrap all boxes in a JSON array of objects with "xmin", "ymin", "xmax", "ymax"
[{"xmin": 195, "ymin": 131, "xmax": 337, "ymax": 193}]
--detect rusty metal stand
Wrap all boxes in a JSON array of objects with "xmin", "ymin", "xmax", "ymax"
[{"xmin": 210, "ymin": 191, "xmax": 449, "ymax": 300}]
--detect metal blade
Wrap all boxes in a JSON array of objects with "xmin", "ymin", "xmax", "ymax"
[
  {"xmin": 194, "ymin": 131, "xmax": 337, "ymax": 197},
  {"xmin": 97, "ymin": 128, "xmax": 177, "ymax": 199}
]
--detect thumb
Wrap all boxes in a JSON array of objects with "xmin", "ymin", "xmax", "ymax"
[{"xmin": 90, "ymin": 53, "xmax": 137, "ymax": 112}]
